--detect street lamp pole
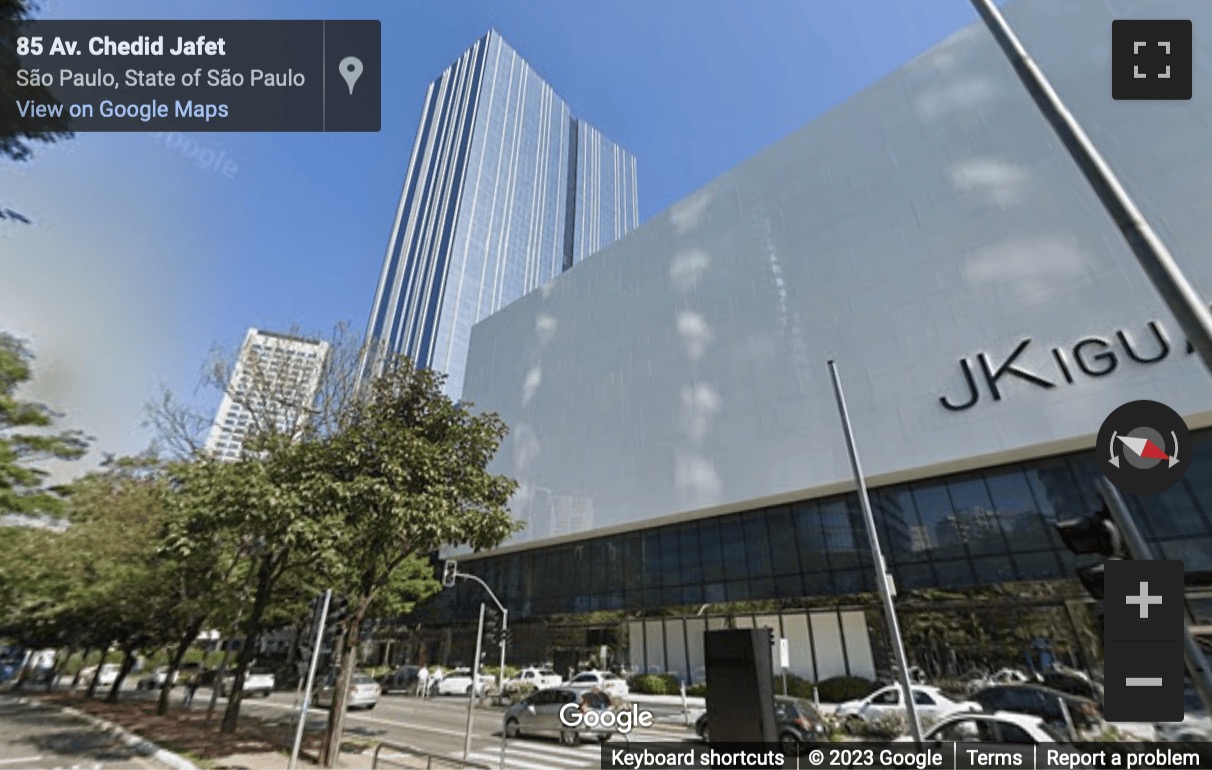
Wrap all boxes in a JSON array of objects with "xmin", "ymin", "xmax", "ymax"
[
  {"xmin": 969, "ymin": 0, "xmax": 1212, "ymax": 376},
  {"xmin": 829, "ymin": 360, "xmax": 924, "ymax": 743},
  {"xmin": 450, "ymin": 570, "xmax": 510, "ymax": 770}
]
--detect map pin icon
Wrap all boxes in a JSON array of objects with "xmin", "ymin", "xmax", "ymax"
[{"xmin": 339, "ymin": 56, "xmax": 363, "ymax": 95}]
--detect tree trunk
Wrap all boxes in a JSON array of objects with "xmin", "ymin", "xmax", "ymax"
[
  {"xmin": 106, "ymin": 646, "xmax": 137, "ymax": 703},
  {"xmin": 159, "ymin": 620, "xmax": 204, "ymax": 715},
  {"xmin": 85, "ymin": 644, "xmax": 111, "ymax": 699},
  {"xmin": 70, "ymin": 646, "xmax": 92, "ymax": 693},
  {"xmin": 221, "ymin": 556, "xmax": 275, "ymax": 734},
  {"xmin": 321, "ymin": 594, "xmax": 370, "ymax": 768},
  {"xmin": 48, "ymin": 644, "xmax": 74, "ymax": 691}
]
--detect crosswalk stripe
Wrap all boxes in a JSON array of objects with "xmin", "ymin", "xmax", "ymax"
[
  {"xmin": 464, "ymin": 750, "xmax": 592, "ymax": 769},
  {"xmin": 500, "ymin": 742, "xmax": 601, "ymax": 760}
]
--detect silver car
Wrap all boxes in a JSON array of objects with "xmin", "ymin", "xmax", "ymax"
[
  {"xmin": 316, "ymin": 673, "xmax": 381, "ymax": 711},
  {"xmin": 503, "ymin": 687, "xmax": 614, "ymax": 745}
]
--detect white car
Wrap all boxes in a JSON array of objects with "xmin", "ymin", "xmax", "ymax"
[
  {"xmin": 219, "ymin": 667, "xmax": 275, "ymax": 698},
  {"xmin": 436, "ymin": 668, "xmax": 494, "ymax": 696},
  {"xmin": 511, "ymin": 668, "xmax": 563, "ymax": 689},
  {"xmin": 567, "ymin": 670, "xmax": 629, "ymax": 698},
  {"xmin": 79, "ymin": 663, "xmax": 121, "ymax": 688},
  {"xmin": 836, "ymin": 685, "xmax": 979, "ymax": 733},
  {"xmin": 897, "ymin": 711, "xmax": 1066, "ymax": 744}
]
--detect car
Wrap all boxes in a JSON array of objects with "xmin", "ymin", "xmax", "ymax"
[
  {"xmin": 136, "ymin": 663, "xmax": 201, "ymax": 691},
  {"xmin": 835, "ymin": 684, "xmax": 980, "ymax": 733},
  {"xmin": 965, "ymin": 668, "xmax": 1032, "ymax": 694},
  {"xmin": 896, "ymin": 711, "xmax": 1068, "ymax": 746},
  {"xmin": 504, "ymin": 686, "xmax": 616, "ymax": 745},
  {"xmin": 1154, "ymin": 686, "xmax": 1212, "ymax": 742},
  {"xmin": 316, "ymin": 673, "xmax": 381, "ymax": 710},
  {"xmin": 219, "ymin": 667, "xmax": 275, "ymax": 698},
  {"xmin": 971, "ymin": 684, "xmax": 1103, "ymax": 734},
  {"xmin": 79, "ymin": 663, "xmax": 121, "ymax": 688},
  {"xmin": 696, "ymin": 696, "xmax": 827, "ymax": 754},
  {"xmin": 1038, "ymin": 669, "xmax": 1103, "ymax": 703},
  {"xmin": 567, "ymin": 670, "xmax": 629, "ymax": 698},
  {"xmin": 377, "ymin": 665, "xmax": 421, "ymax": 694},
  {"xmin": 436, "ymin": 668, "xmax": 493, "ymax": 696},
  {"xmin": 511, "ymin": 668, "xmax": 563, "ymax": 689}
]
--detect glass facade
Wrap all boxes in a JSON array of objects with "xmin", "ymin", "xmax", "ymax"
[
  {"xmin": 423, "ymin": 430, "xmax": 1212, "ymax": 623},
  {"xmin": 359, "ymin": 31, "xmax": 640, "ymax": 398}
]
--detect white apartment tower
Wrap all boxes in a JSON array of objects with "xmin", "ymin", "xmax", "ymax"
[{"xmin": 204, "ymin": 328, "xmax": 330, "ymax": 461}]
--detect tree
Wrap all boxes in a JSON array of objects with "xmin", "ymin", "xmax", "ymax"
[
  {"xmin": 0, "ymin": 332, "xmax": 88, "ymax": 515},
  {"xmin": 315, "ymin": 360, "xmax": 521, "ymax": 766},
  {"xmin": 1, "ymin": 0, "xmax": 74, "ymax": 162}
]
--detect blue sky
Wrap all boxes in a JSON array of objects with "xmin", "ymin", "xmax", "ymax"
[{"xmin": 3, "ymin": 0, "xmax": 983, "ymax": 477}]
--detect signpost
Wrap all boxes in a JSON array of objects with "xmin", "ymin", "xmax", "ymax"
[{"xmin": 289, "ymin": 589, "xmax": 331, "ymax": 770}]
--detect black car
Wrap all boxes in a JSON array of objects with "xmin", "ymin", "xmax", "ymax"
[
  {"xmin": 378, "ymin": 665, "xmax": 422, "ymax": 694},
  {"xmin": 971, "ymin": 684, "xmax": 1102, "ymax": 732},
  {"xmin": 696, "ymin": 696, "xmax": 827, "ymax": 754},
  {"xmin": 1038, "ymin": 671, "xmax": 1103, "ymax": 703}
]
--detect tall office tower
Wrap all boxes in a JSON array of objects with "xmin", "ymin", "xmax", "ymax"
[
  {"xmin": 359, "ymin": 30, "xmax": 640, "ymax": 398},
  {"xmin": 204, "ymin": 328, "xmax": 330, "ymax": 461}
]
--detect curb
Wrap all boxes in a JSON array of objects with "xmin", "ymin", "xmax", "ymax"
[{"xmin": 6, "ymin": 694, "xmax": 201, "ymax": 770}]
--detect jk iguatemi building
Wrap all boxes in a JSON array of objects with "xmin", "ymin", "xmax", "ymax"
[{"xmin": 404, "ymin": 0, "xmax": 1212, "ymax": 684}]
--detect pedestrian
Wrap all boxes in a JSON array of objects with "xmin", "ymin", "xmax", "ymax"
[
  {"xmin": 415, "ymin": 665, "xmax": 429, "ymax": 698},
  {"xmin": 182, "ymin": 671, "xmax": 201, "ymax": 708}
]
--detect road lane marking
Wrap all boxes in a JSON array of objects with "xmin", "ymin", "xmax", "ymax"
[
  {"xmin": 0, "ymin": 757, "xmax": 44, "ymax": 765},
  {"xmin": 464, "ymin": 750, "xmax": 591, "ymax": 770},
  {"xmin": 239, "ymin": 699, "xmax": 492, "ymax": 739}
]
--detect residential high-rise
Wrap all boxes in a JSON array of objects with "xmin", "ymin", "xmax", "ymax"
[
  {"xmin": 358, "ymin": 30, "xmax": 640, "ymax": 397},
  {"xmin": 204, "ymin": 328, "xmax": 330, "ymax": 461}
]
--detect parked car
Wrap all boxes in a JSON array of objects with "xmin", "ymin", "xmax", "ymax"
[
  {"xmin": 511, "ymin": 668, "xmax": 563, "ymax": 689},
  {"xmin": 136, "ymin": 663, "xmax": 201, "ymax": 691},
  {"xmin": 1039, "ymin": 670, "xmax": 1103, "ymax": 703},
  {"xmin": 567, "ymin": 670, "xmax": 629, "ymax": 698},
  {"xmin": 316, "ymin": 673, "xmax": 381, "ymax": 710},
  {"xmin": 436, "ymin": 668, "xmax": 493, "ymax": 696},
  {"xmin": 79, "ymin": 663, "xmax": 121, "ymax": 688},
  {"xmin": 378, "ymin": 665, "xmax": 421, "ymax": 694},
  {"xmin": 965, "ymin": 668, "xmax": 1032, "ymax": 694},
  {"xmin": 1155, "ymin": 686, "xmax": 1212, "ymax": 742},
  {"xmin": 219, "ymin": 667, "xmax": 275, "ymax": 698},
  {"xmin": 696, "ymin": 696, "xmax": 827, "ymax": 754},
  {"xmin": 897, "ymin": 711, "xmax": 1068, "ymax": 747},
  {"xmin": 836, "ymin": 684, "xmax": 980, "ymax": 733},
  {"xmin": 971, "ymin": 684, "xmax": 1103, "ymax": 734},
  {"xmin": 503, "ymin": 686, "xmax": 615, "ymax": 745}
]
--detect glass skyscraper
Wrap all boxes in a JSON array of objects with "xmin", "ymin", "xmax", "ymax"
[{"xmin": 359, "ymin": 30, "xmax": 640, "ymax": 397}]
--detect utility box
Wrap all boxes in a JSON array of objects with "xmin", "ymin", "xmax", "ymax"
[{"xmin": 704, "ymin": 628, "xmax": 778, "ymax": 743}]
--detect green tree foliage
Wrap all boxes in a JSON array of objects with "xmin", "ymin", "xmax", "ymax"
[
  {"xmin": 0, "ymin": 333, "xmax": 88, "ymax": 514},
  {"xmin": 1, "ymin": 0, "xmax": 74, "ymax": 161},
  {"xmin": 315, "ymin": 360, "xmax": 520, "ymax": 766}
]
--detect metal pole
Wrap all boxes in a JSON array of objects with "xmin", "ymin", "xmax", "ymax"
[
  {"xmin": 289, "ymin": 589, "xmax": 331, "ymax": 770},
  {"xmin": 463, "ymin": 603, "xmax": 486, "ymax": 764},
  {"xmin": 498, "ymin": 609, "xmax": 508, "ymax": 770},
  {"xmin": 1097, "ymin": 479, "xmax": 1212, "ymax": 716},
  {"xmin": 828, "ymin": 360, "xmax": 924, "ymax": 743},
  {"xmin": 969, "ymin": 0, "xmax": 1212, "ymax": 376}
]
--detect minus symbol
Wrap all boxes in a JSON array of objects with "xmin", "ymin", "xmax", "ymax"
[{"xmin": 1126, "ymin": 677, "xmax": 1163, "ymax": 687}]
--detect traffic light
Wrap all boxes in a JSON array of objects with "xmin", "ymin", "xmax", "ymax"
[
  {"xmin": 484, "ymin": 607, "xmax": 500, "ymax": 642},
  {"xmin": 1055, "ymin": 505, "xmax": 1124, "ymax": 600},
  {"xmin": 326, "ymin": 595, "xmax": 349, "ymax": 637},
  {"xmin": 442, "ymin": 560, "xmax": 458, "ymax": 588}
]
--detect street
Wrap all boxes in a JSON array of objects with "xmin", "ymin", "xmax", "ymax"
[
  {"xmin": 1, "ymin": 683, "xmax": 700, "ymax": 770},
  {"xmin": 236, "ymin": 689, "xmax": 697, "ymax": 769}
]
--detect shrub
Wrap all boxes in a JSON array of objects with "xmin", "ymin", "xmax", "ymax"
[
  {"xmin": 778, "ymin": 674, "xmax": 816, "ymax": 699},
  {"xmin": 659, "ymin": 674, "xmax": 684, "ymax": 693},
  {"xmin": 816, "ymin": 676, "xmax": 876, "ymax": 703},
  {"xmin": 628, "ymin": 674, "xmax": 669, "ymax": 695},
  {"xmin": 686, "ymin": 683, "xmax": 707, "ymax": 697}
]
